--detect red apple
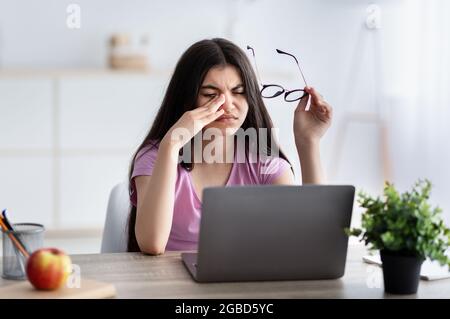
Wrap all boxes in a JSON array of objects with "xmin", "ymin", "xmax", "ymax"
[{"xmin": 26, "ymin": 248, "xmax": 72, "ymax": 290}]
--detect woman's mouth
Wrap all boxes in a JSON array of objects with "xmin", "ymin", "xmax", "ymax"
[{"xmin": 215, "ymin": 115, "xmax": 238, "ymax": 123}]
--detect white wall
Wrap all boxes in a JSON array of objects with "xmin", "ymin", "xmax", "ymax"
[{"xmin": 0, "ymin": 0, "xmax": 449, "ymax": 231}]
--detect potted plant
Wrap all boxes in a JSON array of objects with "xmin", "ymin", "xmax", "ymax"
[{"xmin": 346, "ymin": 179, "xmax": 450, "ymax": 294}]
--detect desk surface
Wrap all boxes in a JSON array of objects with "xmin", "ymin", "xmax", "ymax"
[{"xmin": 1, "ymin": 245, "xmax": 449, "ymax": 298}]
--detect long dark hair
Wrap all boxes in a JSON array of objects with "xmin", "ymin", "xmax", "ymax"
[{"xmin": 127, "ymin": 38, "xmax": 292, "ymax": 252}]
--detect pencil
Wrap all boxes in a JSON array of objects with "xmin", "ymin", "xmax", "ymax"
[
  {"xmin": 1, "ymin": 210, "xmax": 13, "ymax": 230},
  {"xmin": 1, "ymin": 210, "xmax": 29, "ymax": 253},
  {"xmin": 0, "ymin": 217, "xmax": 29, "ymax": 258}
]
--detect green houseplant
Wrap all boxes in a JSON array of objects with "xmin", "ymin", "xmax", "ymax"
[{"xmin": 346, "ymin": 179, "xmax": 450, "ymax": 294}]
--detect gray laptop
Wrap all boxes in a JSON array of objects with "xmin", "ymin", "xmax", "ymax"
[{"xmin": 182, "ymin": 185, "xmax": 355, "ymax": 282}]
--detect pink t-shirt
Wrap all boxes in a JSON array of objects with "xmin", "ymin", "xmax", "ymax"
[{"xmin": 130, "ymin": 142, "xmax": 292, "ymax": 251}]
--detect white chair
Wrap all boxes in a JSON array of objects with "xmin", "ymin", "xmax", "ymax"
[{"xmin": 100, "ymin": 182, "xmax": 130, "ymax": 253}]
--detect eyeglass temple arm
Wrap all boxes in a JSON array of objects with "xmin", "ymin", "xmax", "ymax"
[
  {"xmin": 276, "ymin": 49, "xmax": 308, "ymax": 87},
  {"xmin": 247, "ymin": 45, "xmax": 263, "ymax": 86}
]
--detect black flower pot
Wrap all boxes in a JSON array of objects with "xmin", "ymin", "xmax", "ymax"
[{"xmin": 380, "ymin": 250, "xmax": 424, "ymax": 294}]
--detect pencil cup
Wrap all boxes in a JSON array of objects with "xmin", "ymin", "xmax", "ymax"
[{"xmin": 1, "ymin": 223, "xmax": 45, "ymax": 280}]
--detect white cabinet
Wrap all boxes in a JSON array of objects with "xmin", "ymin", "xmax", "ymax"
[
  {"xmin": 0, "ymin": 78, "xmax": 54, "ymax": 226},
  {"xmin": 0, "ymin": 156, "xmax": 54, "ymax": 226},
  {"xmin": 59, "ymin": 155, "xmax": 130, "ymax": 228},
  {"xmin": 0, "ymin": 78, "xmax": 53, "ymax": 149},
  {"xmin": 0, "ymin": 70, "xmax": 169, "ymax": 231},
  {"xmin": 59, "ymin": 76, "xmax": 166, "ymax": 150}
]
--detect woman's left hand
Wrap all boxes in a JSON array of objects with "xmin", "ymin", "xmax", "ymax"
[{"xmin": 293, "ymin": 86, "xmax": 333, "ymax": 145}]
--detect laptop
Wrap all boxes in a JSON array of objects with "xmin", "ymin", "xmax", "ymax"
[{"xmin": 181, "ymin": 185, "xmax": 355, "ymax": 282}]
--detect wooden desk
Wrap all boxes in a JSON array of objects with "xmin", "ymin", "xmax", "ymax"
[{"xmin": 1, "ymin": 245, "xmax": 449, "ymax": 298}]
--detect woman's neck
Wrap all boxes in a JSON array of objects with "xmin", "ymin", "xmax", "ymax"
[{"xmin": 197, "ymin": 134, "xmax": 235, "ymax": 165}]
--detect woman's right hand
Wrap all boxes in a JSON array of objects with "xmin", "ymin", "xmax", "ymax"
[{"xmin": 161, "ymin": 94, "xmax": 226, "ymax": 151}]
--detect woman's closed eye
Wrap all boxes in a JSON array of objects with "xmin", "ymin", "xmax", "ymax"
[
  {"xmin": 232, "ymin": 84, "xmax": 245, "ymax": 95},
  {"xmin": 202, "ymin": 93, "xmax": 217, "ymax": 98},
  {"xmin": 201, "ymin": 88, "xmax": 245, "ymax": 99}
]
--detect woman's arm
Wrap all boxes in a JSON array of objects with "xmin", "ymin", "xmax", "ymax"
[
  {"xmin": 256, "ymin": 86, "xmax": 332, "ymax": 186},
  {"xmin": 134, "ymin": 140, "xmax": 179, "ymax": 255},
  {"xmin": 293, "ymin": 86, "xmax": 332, "ymax": 185},
  {"xmin": 296, "ymin": 139, "xmax": 324, "ymax": 184},
  {"xmin": 134, "ymin": 94, "xmax": 226, "ymax": 255}
]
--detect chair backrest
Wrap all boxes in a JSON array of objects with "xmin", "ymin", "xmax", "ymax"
[{"xmin": 100, "ymin": 182, "xmax": 130, "ymax": 253}]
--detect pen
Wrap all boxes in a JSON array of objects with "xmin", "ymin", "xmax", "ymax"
[
  {"xmin": 1, "ymin": 209, "xmax": 28, "ymax": 252},
  {"xmin": 0, "ymin": 215, "xmax": 29, "ymax": 258},
  {"xmin": 2, "ymin": 209, "xmax": 14, "ymax": 230}
]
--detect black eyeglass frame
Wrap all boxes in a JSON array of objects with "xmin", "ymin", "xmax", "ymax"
[{"xmin": 247, "ymin": 46, "xmax": 309, "ymax": 102}]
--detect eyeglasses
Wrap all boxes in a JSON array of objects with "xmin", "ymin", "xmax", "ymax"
[{"xmin": 247, "ymin": 46, "xmax": 308, "ymax": 102}]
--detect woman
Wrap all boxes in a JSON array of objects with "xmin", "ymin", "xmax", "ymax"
[{"xmin": 127, "ymin": 38, "xmax": 332, "ymax": 254}]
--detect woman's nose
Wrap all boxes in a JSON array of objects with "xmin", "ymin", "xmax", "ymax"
[{"xmin": 220, "ymin": 93, "xmax": 234, "ymax": 112}]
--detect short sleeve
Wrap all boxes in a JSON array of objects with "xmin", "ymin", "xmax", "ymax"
[
  {"xmin": 131, "ymin": 144, "xmax": 159, "ymax": 180},
  {"xmin": 130, "ymin": 143, "xmax": 159, "ymax": 206},
  {"xmin": 258, "ymin": 156, "xmax": 292, "ymax": 184}
]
